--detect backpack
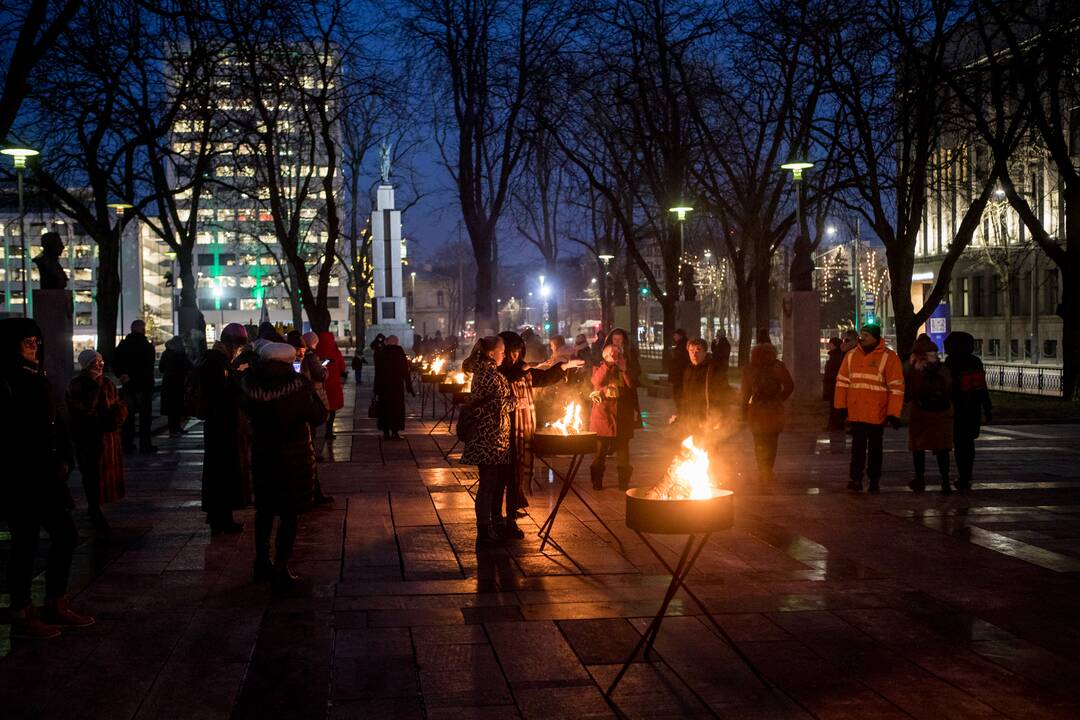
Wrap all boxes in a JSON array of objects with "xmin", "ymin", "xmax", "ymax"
[
  {"xmin": 183, "ymin": 364, "xmax": 210, "ymax": 420},
  {"xmin": 749, "ymin": 361, "xmax": 783, "ymax": 403},
  {"xmin": 916, "ymin": 365, "xmax": 951, "ymax": 412}
]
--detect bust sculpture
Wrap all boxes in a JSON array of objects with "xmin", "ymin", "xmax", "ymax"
[{"xmin": 33, "ymin": 231, "xmax": 68, "ymax": 290}]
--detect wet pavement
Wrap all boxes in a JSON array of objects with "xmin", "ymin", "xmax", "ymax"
[{"xmin": 2, "ymin": 377, "xmax": 1080, "ymax": 718}]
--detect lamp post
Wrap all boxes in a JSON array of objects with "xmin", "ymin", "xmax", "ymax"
[
  {"xmin": 2, "ymin": 146, "xmax": 40, "ymax": 317},
  {"xmin": 108, "ymin": 202, "xmax": 134, "ymax": 333},
  {"xmin": 669, "ymin": 205, "xmax": 692, "ymax": 298},
  {"xmin": 780, "ymin": 161, "xmax": 815, "ymax": 291},
  {"xmin": 538, "ymin": 274, "xmax": 551, "ymax": 337},
  {"xmin": 598, "ymin": 251, "xmax": 614, "ymax": 331}
]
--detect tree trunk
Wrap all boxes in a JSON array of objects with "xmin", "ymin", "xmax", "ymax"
[
  {"xmin": 736, "ymin": 278, "xmax": 754, "ymax": 367},
  {"xmin": 475, "ymin": 254, "xmax": 496, "ymax": 336},
  {"xmin": 753, "ymin": 258, "xmax": 771, "ymax": 337},
  {"xmin": 97, "ymin": 236, "xmax": 121, "ymax": 364}
]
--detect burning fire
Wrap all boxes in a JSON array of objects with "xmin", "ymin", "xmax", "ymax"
[
  {"xmin": 430, "ymin": 357, "xmax": 446, "ymax": 374},
  {"xmin": 452, "ymin": 371, "xmax": 467, "ymax": 385},
  {"xmin": 647, "ymin": 436, "xmax": 715, "ymax": 501},
  {"xmin": 548, "ymin": 401, "xmax": 584, "ymax": 435}
]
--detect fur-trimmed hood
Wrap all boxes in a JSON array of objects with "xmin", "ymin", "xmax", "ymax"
[{"xmin": 240, "ymin": 363, "xmax": 310, "ymax": 403}]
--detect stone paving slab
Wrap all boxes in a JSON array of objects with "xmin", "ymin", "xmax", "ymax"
[{"xmin": 3, "ymin": 378, "xmax": 1080, "ymax": 718}]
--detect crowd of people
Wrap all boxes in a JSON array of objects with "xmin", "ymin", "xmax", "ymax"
[{"xmin": 0, "ymin": 313, "xmax": 995, "ymax": 637}]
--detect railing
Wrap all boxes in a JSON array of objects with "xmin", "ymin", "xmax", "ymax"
[{"xmin": 982, "ymin": 362, "xmax": 1063, "ymax": 397}]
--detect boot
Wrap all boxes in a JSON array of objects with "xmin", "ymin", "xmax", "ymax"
[
  {"xmin": 867, "ymin": 479, "xmax": 880, "ymax": 494},
  {"xmin": 908, "ymin": 476, "xmax": 925, "ymax": 493},
  {"xmin": 940, "ymin": 477, "xmax": 952, "ymax": 494},
  {"xmin": 475, "ymin": 521, "xmax": 502, "ymax": 544},
  {"xmin": 42, "ymin": 596, "xmax": 95, "ymax": 628},
  {"xmin": 617, "ymin": 466, "xmax": 633, "ymax": 491},
  {"xmin": 954, "ymin": 478, "xmax": 971, "ymax": 493},
  {"xmin": 503, "ymin": 519, "xmax": 525, "ymax": 539},
  {"xmin": 846, "ymin": 478, "xmax": 863, "ymax": 492},
  {"xmin": 10, "ymin": 607, "xmax": 61, "ymax": 640},
  {"xmin": 590, "ymin": 465, "xmax": 604, "ymax": 490}
]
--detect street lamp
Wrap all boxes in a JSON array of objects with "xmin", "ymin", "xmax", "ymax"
[
  {"xmin": 780, "ymin": 160, "xmax": 815, "ymax": 291},
  {"xmin": 597, "ymin": 251, "xmax": 614, "ymax": 331},
  {"xmin": 108, "ymin": 202, "xmax": 134, "ymax": 332},
  {"xmin": 2, "ymin": 146, "xmax": 40, "ymax": 316}
]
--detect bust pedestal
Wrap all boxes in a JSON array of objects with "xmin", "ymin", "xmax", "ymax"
[{"xmin": 33, "ymin": 288, "xmax": 75, "ymax": 411}]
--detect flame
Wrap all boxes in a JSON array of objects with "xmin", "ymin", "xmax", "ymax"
[
  {"xmin": 452, "ymin": 371, "xmax": 467, "ymax": 385},
  {"xmin": 648, "ymin": 436, "xmax": 715, "ymax": 500},
  {"xmin": 549, "ymin": 401, "xmax": 584, "ymax": 435},
  {"xmin": 430, "ymin": 357, "xmax": 446, "ymax": 374}
]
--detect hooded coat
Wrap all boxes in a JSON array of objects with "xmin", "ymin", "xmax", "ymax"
[
  {"xmin": 589, "ymin": 360, "xmax": 638, "ymax": 439},
  {"xmin": 199, "ymin": 343, "xmax": 250, "ymax": 512},
  {"xmin": 239, "ymin": 361, "xmax": 328, "ymax": 513},
  {"xmin": 944, "ymin": 331, "xmax": 992, "ymax": 440},
  {"xmin": 375, "ymin": 344, "xmax": 413, "ymax": 431},
  {"xmin": 159, "ymin": 337, "xmax": 193, "ymax": 418},
  {"xmin": 67, "ymin": 371, "xmax": 127, "ymax": 504},
  {"xmin": 906, "ymin": 347, "xmax": 954, "ymax": 451},
  {"xmin": 741, "ymin": 343, "xmax": 795, "ymax": 435},
  {"xmin": 461, "ymin": 356, "xmax": 516, "ymax": 466}
]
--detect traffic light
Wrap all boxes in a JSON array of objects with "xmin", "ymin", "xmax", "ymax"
[
  {"xmin": 543, "ymin": 322, "xmax": 551, "ymax": 332},
  {"xmin": 640, "ymin": 286, "xmax": 649, "ymax": 296}
]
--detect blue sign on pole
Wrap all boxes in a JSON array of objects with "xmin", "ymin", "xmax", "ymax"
[{"xmin": 927, "ymin": 302, "xmax": 950, "ymax": 349}]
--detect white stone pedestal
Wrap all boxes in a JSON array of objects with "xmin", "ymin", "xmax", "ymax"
[
  {"xmin": 370, "ymin": 184, "xmax": 413, "ymax": 349},
  {"xmin": 782, "ymin": 290, "xmax": 821, "ymax": 405},
  {"xmin": 33, "ymin": 288, "xmax": 75, "ymax": 411},
  {"xmin": 676, "ymin": 300, "xmax": 701, "ymax": 338}
]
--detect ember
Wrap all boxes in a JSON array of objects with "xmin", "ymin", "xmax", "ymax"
[
  {"xmin": 646, "ymin": 436, "xmax": 716, "ymax": 501},
  {"xmin": 548, "ymin": 401, "xmax": 584, "ymax": 435}
]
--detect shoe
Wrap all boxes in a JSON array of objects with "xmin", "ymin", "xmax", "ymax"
[
  {"xmin": 475, "ymin": 523, "xmax": 502, "ymax": 544},
  {"xmin": 504, "ymin": 521, "xmax": 525, "ymax": 539},
  {"xmin": 272, "ymin": 564, "xmax": 300, "ymax": 595},
  {"xmin": 955, "ymin": 479, "xmax": 972, "ymax": 492},
  {"xmin": 253, "ymin": 558, "xmax": 274, "ymax": 583},
  {"xmin": 210, "ymin": 521, "xmax": 245, "ymax": 535},
  {"xmin": 140, "ymin": 445, "xmax": 159, "ymax": 454},
  {"xmin": 314, "ymin": 493, "xmax": 334, "ymax": 506},
  {"xmin": 383, "ymin": 431, "xmax": 391, "ymax": 440},
  {"xmin": 42, "ymin": 596, "xmax": 95, "ymax": 628},
  {"xmin": 10, "ymin": 608, "xmax": 61, "ymax": 640},
  {"xmin": 868, "ymin": 481, "xmax": 880, "ymax": 494},
  {"xmin": 391, "ymin": 432, "xmax": 402, "ymax": 441},
  {"xmin": 908, "ymin": 478, "xmax": 925, "ymax": 493},
  {"xmin": 617, "ymin": 466, "xmax": 633, "ymax": 491},
  {"xmin": 940, "ymin": 479, "xmax": 952, "ymax": 494},
  {"xmin": 590, "ymin": 466, "xmax": 604, "ymax": 491},
  {"xmin": 846, "ymin": 479, "xmax": 863, "ymax": 492}
]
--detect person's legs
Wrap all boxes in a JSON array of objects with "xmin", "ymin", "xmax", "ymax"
[
  {"xmin": 910, "ymin": 450, "xmax": 926, "ymax": 492},
  {"xmin": 935, "ymin": 450, "xmax": 952, "ymax": 492},
  {"xmin": 866, "ymin": 424, "xmax": 884, "ymax": 492},
  {"xmin": 272, "ymin": 512, "xmax": 300, "ymax": 590},
  {"xmin": 590, "ymin": 437, "xmax": 612, "ymax": 489},
  {"xmin": 82, "ymin": 465, "xmax": 104, "ymax": 522},
  {"xmin": 254, "ymin": 510, "xmax": 274, "ymax": 580},
  {"xmin": 122, "ymin": 387, "xmax": 137, "ymax": 451},
  {"xmin": 7, "ymin": 515, "xmax": 41, "ymax": 613},
  {"xmin": 326, "ymin": 411, "xmax": 337, "ymax": 438},
  {"xmin": 955, "ymin": 435, "xmax": 975, "ymax": 489},
  {"xmin": 475, "ymin": 464, "xmax": 500, "ymax": 542},
  {"xmin": 40, "ymin": 509, "xmax": 77, "ymax": 602},
  {"xmin": 615, "ymin": 435, "xmax": 632, "ymax": 489},
  {"xmin": 138, "ymin": 390, "xmax": 155, "ymax": 451},
  {"xmin": 848, "ymin": 422, "xmax": 868, "ymax": 489},
  {"xmin": 753, "ymin": 432, "xmax": 779, "ymax": 482},
  {"xmin": 168, "ymin": 413, "xmax": 183, "ymax": 435}
]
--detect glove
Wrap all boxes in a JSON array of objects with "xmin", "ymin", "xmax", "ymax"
[{"xmin": 886, "ymin": 415, "xmax": 901, "ymax": 430}]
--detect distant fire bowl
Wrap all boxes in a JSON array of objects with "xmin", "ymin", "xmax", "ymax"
[
  {"xmin": 421, "ymin": 373, "xmax": 447, "ymax": 384},
  {"xmin": 625, "ymin": 488, "xmax": 734, "ymax": 535},
  {"xmin": 532, "ymin": 430, "xmax": 598, "ymax": 457}
]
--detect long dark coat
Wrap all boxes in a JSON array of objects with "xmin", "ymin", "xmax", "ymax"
[
  {"xmin": 945, "ymin": 348, "xmax": 992, "ymax": 441},
  {"xmin": 0, "ymin": 358, "xmax": 73, "ymax": 517},
  {"xmin": 199, "ymin": 345, "xmax": 250, "ymax": 513},
  {"xmin": 240, "ymin": 362, "xmax": 328, "ymax": 514},
  {"xmin": 375, "ymin": 344, "xmax": 413, "ymax": 431},
  {"xmin": 461, "ymin": 357, "xmax": 516, "ymax": 466},
  {"xmin": 680, "ymin": 357, "xmax": 728, "ymax": 431},
  {"xmin": 67, "ymin": 372, "xmax": 127, "ymax": 504},
  {"xmin": 113, "ymin": 332, "xmax": 156, "ymax": 391},
  {"xmin": 741, "ymin": 343, "xmax": 795, "ymax": 435},
  {"xmin": 159, "ymin": 346, "xmax": 193, "ymax": 417}
]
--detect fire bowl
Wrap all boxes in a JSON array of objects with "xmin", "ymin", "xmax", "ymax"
[
  {"xmin": 439, "ymin": 382, "xmax": 465, "ymax": 394},
  {"xmin": 421, "ymin": 373, "xmax": 447, "ymax": 384},
  {"xmin": 452, "ymin": 390, "xmax": 471, "ymax": 404},
  {"xmin": 625, "ymin": 488, "xmax": 734, "ymax": 535},
  {"xmin": 531, "ymin": 430, "xmax": 598, "ymax": 457}
]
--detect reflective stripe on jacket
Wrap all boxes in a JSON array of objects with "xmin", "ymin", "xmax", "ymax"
[{"xmin": 833, "ymin": 341, "xmax": 904, "ymax": 425}]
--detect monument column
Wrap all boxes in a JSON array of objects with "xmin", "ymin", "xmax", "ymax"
[{"xmin": 368, "ymin": 182, "xmax": 413, "ymax": 349}]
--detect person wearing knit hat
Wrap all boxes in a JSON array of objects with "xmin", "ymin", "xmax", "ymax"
[
  {"xmin": 196, "ymin": 322, "xmax": 254, "ymax": 534},
  {"xmin": 833, "ymin": 322, "xmax": 905, "ymax": 493},
  {"xmin": 67, "ymin": 348, "xmax": 128, "ymax": 533},
  {"xmin": 905, "ymin": 333, "xmax": 954, "ymax": 493},
  {"xmin": 239, "ymin": 336, "xmax": 328, "ymax": 592},
  {"xmin": 1, "ymin": 318, "xmax": 95, "ymax": 638}
]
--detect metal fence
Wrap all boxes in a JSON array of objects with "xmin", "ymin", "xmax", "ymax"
[{"xmin": 982, "ymin": 362, "xmax": 1063, "ymax": 397}]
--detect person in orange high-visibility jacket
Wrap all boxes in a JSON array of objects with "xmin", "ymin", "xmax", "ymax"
[{"xmin": 833, "ymin": 323, "xmax": 904, "ymax": 493}]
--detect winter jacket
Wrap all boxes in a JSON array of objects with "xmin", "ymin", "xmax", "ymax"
[
  {"xmin": 239, "ymin": 361, "xmax": 328, "ymax": 514},
  {"xmin": 589, "ymin": 361, "xmax": 638, "ymax": 439},
  {"xmin": 159, "ymin": 344, "xmax": 194, "ymax": 417},
  {"xmin": 680, "ymin": 357, "xmax": 728, "ymax": 427},
  {"xmin": 199, "ymin": 344, "xmax": 250, "ymax": 512},
  {"xmin": 905, "ymin": 357, "xmax": 954, "ymax": 451},
  {"xmin": 461, "ymin": 356, "xmax": 516, "ymax": 465},
  {"xmin": 0, "ymin": 358, "xmax": 73, "ymax": 517},
  {"xmin": 315, "ymin": 332, "xmax": 347, "ymax": 412},
  {"xmin": 822, "ymin": 347, "xmax": 844, "ymax": 403},
  {"xmin": 113, "ymin": 332, "xmax": 156, "ymax": 391},
  {"xmin": 833, "ymin": 340, "xmax": 905, "ymax": 425},
  {"xmin": 375, "ymin": 344, "xmax": 413, "ymax": 432},
  {"xmin": 945, "ymin": 346, "xmax": 992, "ymax": 441},
  {"xmin": 741, "ymin": 343, "xmax": 795, "ymax": 435},
  {"xmin": 67, "ymin": 372, "xmax": 128, "ymax": 504}
]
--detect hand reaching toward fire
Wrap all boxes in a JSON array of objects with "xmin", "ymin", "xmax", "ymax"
[{"xmin": 563, "ymin": 358, "xmax": 585, "ymax": 369}]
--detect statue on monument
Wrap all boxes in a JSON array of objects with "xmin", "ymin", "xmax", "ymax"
[
  {"xmin": 33, "ymin": 231, "xmax": 68, "ymax": 290},
  {"xmin": 379, "ymin": 140, "xmax": 393, "ymax": 184}
]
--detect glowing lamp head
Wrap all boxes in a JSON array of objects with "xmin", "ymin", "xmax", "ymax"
[
  {"xmin": 781, "ymin": 160, "xmax": 814, "ymax": 181},
  {"xmin": 669, "ymin": 205, "xmax": 693, "ymax": 221},
  {"xmin": 2, "ymin": 146, "xmax": 39, "ymax": 169}
]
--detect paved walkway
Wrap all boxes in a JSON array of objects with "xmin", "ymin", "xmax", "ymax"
[{"xmin": 3, "ymin": 375, "xmax": 1080, "ymax": 719}]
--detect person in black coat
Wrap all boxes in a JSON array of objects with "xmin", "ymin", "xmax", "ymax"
[
  {"xmin": 0, "ymin": 318, "xmax": 94, "ymax": 639},
  {"xmin": 375, "ymin": 335, "xmax": 414, "ymax": 439},
  {"xmin": 199, "ymin": 323, "xmax": 251, "ymax": 534},
  {"xmin": 677, "ymin": 338, "xmax": 728, "ymax": 434},
  {"xmin": 240, "ymin": 342, "xmax": 328, "ymax": 591},
  {"xmin": 159, "ymin": 336, "xmax": 193, "ymax": 436},
  {"xmin": 113, "ymin": 319, "xmax": 157, "ymax": 453},
  {"xmin": 944, "ymin": 331, "xmax": 992, "ymax": 491}
]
